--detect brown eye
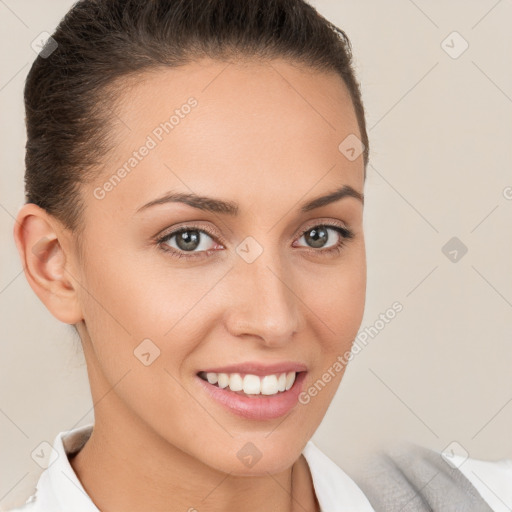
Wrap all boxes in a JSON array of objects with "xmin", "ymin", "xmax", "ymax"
[
  {"xmin": 172, "ymin": 229, "xmax": 202, "ymax": 251},
  {"xmin": 292, "ymin": 223, "xmax": 355, "ymax": 256},
  {"xmin": 302, "ymin": 226, "xmax": 330, "ymax": 248},
  {"xmin": 297, "ymin": 225, "xmax": 347, "ymax": 249},
  {"xmin": 158, "ymin": 227, "xmax": 219, "ymax": 258}
]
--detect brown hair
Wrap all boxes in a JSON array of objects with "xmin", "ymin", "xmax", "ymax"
[{"xmin": 24, "ymin": 0, "xmax": 369, "ymax": 239}]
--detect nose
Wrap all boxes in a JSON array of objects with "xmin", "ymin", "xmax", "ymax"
[{"xmin": 223, "ymin": 251, "xmax": 301, "ymax": 347}]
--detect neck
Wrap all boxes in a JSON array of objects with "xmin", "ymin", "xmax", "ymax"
[{"xmin": 70, "ymin": 419, "xmax": 317, "ymax": 512}]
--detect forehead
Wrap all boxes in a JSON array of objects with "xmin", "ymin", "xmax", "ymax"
[{"xmin": 88, "ymin": 58, "xmax": 363, "ymax": 215}]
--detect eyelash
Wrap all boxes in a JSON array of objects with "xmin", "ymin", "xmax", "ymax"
[{"xmin": 155, "ymin": 221, "xmax": 355, "ymax": 261}]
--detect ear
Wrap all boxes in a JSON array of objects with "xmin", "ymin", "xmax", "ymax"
[{"xmin": 13, "ymin": 203, "xmax": 83, "ymax": 324}]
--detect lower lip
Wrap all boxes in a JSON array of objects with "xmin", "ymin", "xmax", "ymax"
[{"xmin": 195, "ymin": 372, "xmax": 307, "ymax": 421}]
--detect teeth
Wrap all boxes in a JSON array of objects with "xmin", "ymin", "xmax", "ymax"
[
  {"xmin": 217, "ymin": 373, "xmax": 229, "ymax": 388},
  {"xmin": 261, "ymin": 375, "xmax": 278, "ymax": 395},
  {"xmin": 200, "ymin": 371, "xmax": 297, "ymax": 396},
  {"xmin": 285, "ymin": 372, "xmax": 295, "ymax": 390},
  {"xmin": 243, "ymin": 374, "xmax": 261, "ymax": 394},
  {"xmin": 206, "ymin": 372, "xmax": 218, "ymax": 384},
  {"xmin": 277, "ymin": 373, "xmax": 286, "ymax": 392},
  {"xmin": 228, "ymin": 373, "xmax": 243, "ymax": 392}
]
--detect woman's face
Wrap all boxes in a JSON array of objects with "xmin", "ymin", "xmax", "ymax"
[{"xmin": 69, "ymin": 58, "xmax": 366, "ymax": 475}]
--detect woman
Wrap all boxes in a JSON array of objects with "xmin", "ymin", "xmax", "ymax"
[{"xmin": 11, "ymin": 0, "xmax": 373, "ymax": 510}]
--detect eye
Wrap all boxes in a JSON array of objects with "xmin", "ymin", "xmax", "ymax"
[
  {"xmin": 293, "ymin": 224, "xmax": 354, "ymax": 255},
  {"xmin": 157, "ymin": 226, "xmax": 222, "ymax": 259}
]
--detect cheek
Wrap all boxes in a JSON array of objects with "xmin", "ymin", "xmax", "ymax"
[
  {"xmin": 296, "ymin": 255, "xmax": 366, "ymax": 417},
  {"xmin": 77, "ymin": 246, "xmax": 227, "ymax": 385},
  {"xmin": 76, "ymin": 251, "xmax": 217, "ymax": 440},
  {"xmin": 302, "ymin": 246, "xmax": 366, "ymax": 348},
  {"xmin": 79, "ymin": 243, "xmax": 210, "ymax": 333}
]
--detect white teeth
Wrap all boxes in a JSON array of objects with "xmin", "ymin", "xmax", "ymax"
[
  {"xmin": 217, "ymin": 373, "xmax": 229, "ymax": 389},
  {"xmin": 228, "ymin": 373, "xmax": 243, "ymax": 392},
  {"xmin": 285, "ymin": 372, "xmax": 295, "ymax": 390},
  {"xmin": 201, "ymin": 371, "xmax": 297, "ymax": 395},
  {"xmin": 277, "ymin": 373, "xmax": 286, "ymax": 392},
  {"xmin": 260, "ymin": 374, "xmax": 278, "ymax": 395},
  {"xmin": 243, "ymin": 374, "xmax": 261, "ymax": 395},
  {"xmin": 206, "ymin": 372, "xmax": 218, "ymax": 384}
]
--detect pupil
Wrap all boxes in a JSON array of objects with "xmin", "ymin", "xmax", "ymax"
[
  {"xmin": 306, "ymin": 226, "xmax": 328, "ymax": 248},
  {"xmin": 176, "ymin": 230, "xmax": 200, "ymax": 251}
]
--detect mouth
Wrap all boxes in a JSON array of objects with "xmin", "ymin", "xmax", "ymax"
[
  {"xmin": 197, "ymin": 370, "xmax": 302, "ymax": 397},
  {"xmin": 195, "ymin": 369, "xmax": 308, "ymax": 420}
]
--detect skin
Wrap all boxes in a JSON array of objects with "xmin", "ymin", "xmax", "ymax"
[{"xmin": 14, "ymin": 57, "xmax": 366, "ymax": 512}]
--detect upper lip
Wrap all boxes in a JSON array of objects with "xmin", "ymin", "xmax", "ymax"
[{"xmin": 198, "ymin": 361, "xmax": 307, "ymax": 376}]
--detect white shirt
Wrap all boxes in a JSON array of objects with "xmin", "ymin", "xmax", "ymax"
[
  {"xmin": 7, "ymin": 423, "xmax": 376, "ymax": 512},
  {"xmin": 446, "ymin": 453, "xmax": 512, "ymax": 512}
]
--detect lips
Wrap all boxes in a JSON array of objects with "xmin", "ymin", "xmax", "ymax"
[
  {"xmin": 197, "ymin": 361, "xmax": 308, "ymax": 376},
  {"xmin": 195, "ymin": 369, "xmax": 307, "ymax": 420}
]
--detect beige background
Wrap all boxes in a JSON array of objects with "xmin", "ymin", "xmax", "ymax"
[{"xmin": 1, "ymin": 0, "xmax": 511, "ymax": 509}]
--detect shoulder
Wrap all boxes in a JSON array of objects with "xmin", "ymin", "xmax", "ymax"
[
  {"xmin": 6, "ymin": 424, "xmax": 96, "ymax": 512},
  {"xmin": 449, "ymin": 452, "xmax": 512, "ymax": 512},
  {"xmin": 4, "ymin": 465, "xmax": 59, "ymax": 512},
  {"xmin": 5, "ymin": 486, "xmax": 44, "ymax": 512},
  {"xmin": 351, "ymin": 441, "xmax": 507, "ymax": 512}
]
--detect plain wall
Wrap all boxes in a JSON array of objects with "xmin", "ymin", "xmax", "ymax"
[{"xmin": 1, "ymin": 0, "xmax": 511, "ymax": 509}]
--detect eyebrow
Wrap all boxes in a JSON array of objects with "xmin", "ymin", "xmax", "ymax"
[{"xmin": 135, "ymin": 184, "xmax": 363, "ymax": 216}]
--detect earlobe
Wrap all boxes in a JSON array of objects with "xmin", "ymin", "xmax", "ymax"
[{"xmin": 13, "ymin": 203, "xmax": 83, "ymax": 324}]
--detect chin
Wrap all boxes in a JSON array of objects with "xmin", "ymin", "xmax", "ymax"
[{"xmin": 207, "ymin": 439, "xmax": 303, "ymax": 476}]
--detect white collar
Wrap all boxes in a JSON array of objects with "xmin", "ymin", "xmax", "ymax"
[
  {"xmin": 302, "ymin": 440, "xmax": 376, "ymax": 511},
  {"xmin": 21, "ymin": 424, "xmax": 374, "ymax": 511},
  {"xmin": 28, "ymin": 423, "xmax": 98, "ymax": 511}
]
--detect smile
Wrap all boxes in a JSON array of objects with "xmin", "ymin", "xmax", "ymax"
[
  {"xmin": 195, "ymin": 370, "xmax": 308, "ymax": 421},
  {"xmin": 198, "ymin": 371, "xmax": 297, "ymax": 396}
]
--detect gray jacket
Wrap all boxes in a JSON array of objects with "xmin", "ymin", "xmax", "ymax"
[{"xmin": 353, "ymin": 443, "xmax": 493, "ymax": 511}]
